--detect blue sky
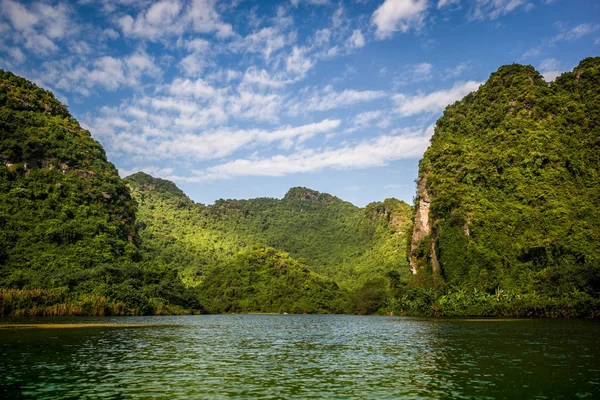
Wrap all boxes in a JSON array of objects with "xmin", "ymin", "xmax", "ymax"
[{"xmin": 1, "ymin": 0, "xmax": 598, "ymax": 206}]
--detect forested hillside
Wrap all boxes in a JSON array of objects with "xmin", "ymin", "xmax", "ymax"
[
  {"xmin": 0, "ymin": 71, "xmax": 199, "ymax": 316},
  {"xmin": 126, "ymin": 172, "xmax": 412, "ymax": 305},
  {"xmin": 406, "ymin": 57, "xmax": 600, "ymax": 317}
]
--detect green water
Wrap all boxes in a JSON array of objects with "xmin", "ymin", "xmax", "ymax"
[{"xmin": 0, "ymin": 315, "xmax": 598, "ymax": 399}]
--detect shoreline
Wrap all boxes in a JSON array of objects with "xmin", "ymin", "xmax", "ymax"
[{"xmin": 0, "ymin": 323, "xmax": 165, "ymax": 329}]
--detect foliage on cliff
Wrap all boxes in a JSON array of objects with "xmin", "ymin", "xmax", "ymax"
[
  {"xmin": 407, "ymin": 57, "xmax": 600, "ymax": 316},
  {"xmin": 0, "ymin": 70, "xmax": 199, "ymax": 315}
]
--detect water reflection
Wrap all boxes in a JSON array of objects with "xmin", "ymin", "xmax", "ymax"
[{"xmin": 1, "ymin": 315, "xmax": 599, "ymax": 399}]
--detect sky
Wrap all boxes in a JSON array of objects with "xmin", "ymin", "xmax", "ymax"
[{"xmin": 1, "ymin": 0, "xmax": 598, "ymax": 207}]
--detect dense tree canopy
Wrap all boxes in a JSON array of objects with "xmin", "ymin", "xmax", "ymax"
[
  {"xmin": 0, "ymin": 70, "xmax": 198, "ymax": 316},
  {"xmin": 406, "ymin": 57, "xmax": 600, "ymax": 317}
]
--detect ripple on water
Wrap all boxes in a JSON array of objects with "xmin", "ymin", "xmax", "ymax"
[{"xmin": 0, "ymin": 315, "xmax": 599, "ymax": 399}]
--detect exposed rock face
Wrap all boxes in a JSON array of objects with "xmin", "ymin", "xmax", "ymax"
[{"xmin": 409, "ymin": 174, "xmax": 439, "ymax": 274}]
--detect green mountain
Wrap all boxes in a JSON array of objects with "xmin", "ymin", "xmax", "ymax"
[
  {"xmin": 406, "ymin": 57, "xmax": 600, "ymax": 317},
  {"xmin": 126, "ymin": 172, "xmax": 412, "ymax": 305},
  {"xmin": 198, "ymin": 246, "xmax": 352, "ymax": 314},
  {"xmin": 0, "ymin": 70, "xmax": 198, "ymax": 316},
  {"xmin": 0, "ymin": 70, "xmax": 135, "ymax": 285}
]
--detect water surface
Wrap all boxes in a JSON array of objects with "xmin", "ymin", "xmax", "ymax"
[{"xmin": 1, "ymin": 315, "xmax": 598, "ymax": 399}]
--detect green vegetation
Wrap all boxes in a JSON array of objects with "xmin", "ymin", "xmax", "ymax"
[
  {"xmin": 126, "ymin": 172, "xmax": 411, "ymax": 314},
  {"xmin": 406, "ymin": 57, "xmax": 600, "ymax": 317},
  {"xmin": 0, "ymin": 70, "xmax": 200, "ymax": 316},
  {"xmin": 2, "ymin": 57, "xmax": 599, "ymax": 318},
  {"xmin": 127, "ymin": 172, "xmax": 412, "ymax": 292},
  {"xmin": 0, "ymin": 70, "xmax": 410, "ymax": 315},
  {"xmin": 198, "ymin": 246, "xmax": 351, "ymax": 314}
]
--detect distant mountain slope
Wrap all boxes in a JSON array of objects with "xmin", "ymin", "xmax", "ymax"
[
  {"xmin": 198, "ymin": 246, "xmax": 352, "ymax": 314},
  {"xmin": 408, "ymin": 57, "xmax": 600, "ymax": 310},
  {"xmin": 126, "ymin": 172, "xmax": 412, "ymax": 291}
]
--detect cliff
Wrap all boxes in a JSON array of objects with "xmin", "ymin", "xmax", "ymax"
[{"xmin": 408, "ymin": 58, "xmax": 600, "ymax": 300}]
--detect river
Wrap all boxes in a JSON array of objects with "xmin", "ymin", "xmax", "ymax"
[{"xmin": 1, "ymin": 315, "xmax": 598, "ymax": 398}]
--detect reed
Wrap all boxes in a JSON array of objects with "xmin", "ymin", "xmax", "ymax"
[{"xmin": 0, "ymin": 289, "xmax": 194, "ymax": 317}]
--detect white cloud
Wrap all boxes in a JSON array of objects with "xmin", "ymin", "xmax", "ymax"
[
  {"xmin": 2, "ymin": 0, "xmax": 40, "ymax": 32},
  {"xmin": 188, "ymin": 0, "xmax": 234, "ymax": 38},
  {"xmin": 168, "ymin": 77, "xmax": 218, "ymax": 99},
  {"xmin": 437, "ymin": 0, "xmax": 460, "ymax": 8},
  {"xmin": 522, "ymin": 23, "xmax": 599, "ymax": 60},
  {"xmin": 89, "ymin": 111, "xmax": 341, "ymax": 162},
  {"xmin": 291, "ymin": 0, "xmax": 330, "ymax": 5},
  {"xmin": 39, "ymin": 50, "xmax": 160, "ymax": 95},
  {"xmin": 296, "ymin": 86, "xmax": 387, "ymax": 112},
  {"xmin": 393, "ymin": 62, "xmax": 433, "ymax": 86},
  {"xmin": 469, "ymin": 0, "xmax": 530, "ymax": 20},
  {"xmin": 118, "ymin": 0, "xmax": 184, "ymax": 39},
  {"xmin": 229, "ymin": 26, "xmax": 292, "ymax": 60},
  {"xmin": 177, "ymin": 38, "xmax": 212, "ymax": 77},
  {"xmin": 522, "ymin": 47, "xmax": 541, "ymax": 58},
  {"xmin": 241, "ymin": 67, "xmax": 299, "ymax": 88},
  {"xmin": 552, "ymin": 23, "xmax": 600, "ymax": 42},
  {"xmin": 444, "ymin": 62, "xmax": 469, "ymax": 78},
  {"xmin": 227, "ymin": 90, "xmax": 284, "ymax": 123},
  {"xmin": 78, "ymin": 0, "xmax": 148, "ymax": 14},
  {"xmin": 188, "ymin": 126, "xmax": 434, "ymax": 180},
  {"xmin": 353, "ymin": 110, "xmax": 391, "ymax": 129},
  {"xmin": 286, "ymin": 46, "xmax": 315, "ymax": 77},
  {"xmin": 0, "ymin": 0, "xmax": 76, "ymax": 55},
  {"xmin": 539, "ymin": 58, "xmax": 563, "ymax": 82},
  {"xmin": 313, "ymin": 29, "xmax": 331, "ymax": 47},
  {"xmin": 118, "ymin": 0, "xmax": 233, "ymax": 41},
  {"xmin": 7, "ymin": 46, "xmax": 25, "ymax": 64},
  {"xmin": 331, "ymin": 3, "xmax": 347, "ymax": 29},
  {"xmin": 347, "ymin": 29, "xmax": 366, "ymax": 48},
  {"xmin": 393, "ymin": 80, "xmax": 482, "ymax": 117},
  {"xmin": 354, "ymin": 111, "xmax": 383, "ymax": 126},
  {"xmin": 372, "ymin": 0, "xmax": 428, "ymax": 39}
]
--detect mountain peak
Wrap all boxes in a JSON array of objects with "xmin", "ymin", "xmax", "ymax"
[
  {"xmin": 283, "ymin": 187, "xmax": 336, "ymax": 203},
  {"xmin": 0, "ymin": 70, "xmax": 70, "ymax": 118},
  {"xmin": 125, "ymin": 172, "xmax": 190, "ymax": 201}
]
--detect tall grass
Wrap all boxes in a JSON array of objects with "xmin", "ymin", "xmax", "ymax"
[{"xmin": 0, "ymin": 289, "xmax": 194, "ymax": 317}]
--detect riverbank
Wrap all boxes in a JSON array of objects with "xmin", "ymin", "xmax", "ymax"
[{"xmin": 0, "ymin": 323, "xmax": 159, "ymax": 329}]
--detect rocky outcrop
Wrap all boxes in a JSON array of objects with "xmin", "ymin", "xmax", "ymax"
[{"xmin": 409, "ymin": 174, "xmax": 439, "ymax": 274}]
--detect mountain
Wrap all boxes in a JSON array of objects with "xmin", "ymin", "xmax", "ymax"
[
  {"xmin": 0, "ymin": 70, "xmax": 136, "ymax": 284},
  {"xmin": 126, "ymin": 172, "xmax": 412, "ymax": 295},
  {"xmin": 406, "ymin": 57, "xmax": 600, "ymax": 317},
  {"xmin": 0, "ymin": 71, "xmax": 198, "ymax": 316},
  {"xmin": 0, "ymin": 68, "xmax": 411, "ymax": 318}
]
